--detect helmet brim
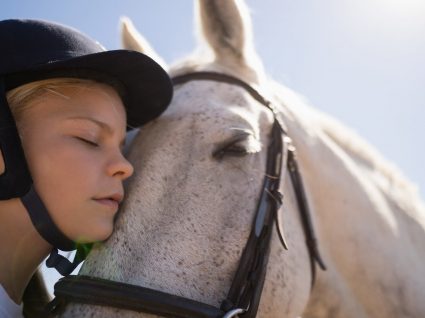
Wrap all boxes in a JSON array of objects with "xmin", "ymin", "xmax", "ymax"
[{"xmin": 5, "ymin": 49, "xmax": 173, "ymax": 128}]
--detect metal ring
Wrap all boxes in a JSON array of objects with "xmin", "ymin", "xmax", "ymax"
[{"xmin": 223, "ymin": 308, "xmax": 246, "ymax": 318}]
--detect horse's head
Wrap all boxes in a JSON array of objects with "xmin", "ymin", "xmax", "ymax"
[
  {"xmin": 56, "ymin": 1, "xmax": 425, "ymax": 317},
  {"xmin": 60, "ymin": 1, "xmax": 315, "ymax": 317}
]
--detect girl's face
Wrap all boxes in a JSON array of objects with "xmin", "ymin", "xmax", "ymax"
[{"xmin": 18, "ymin": 82, "xmax": 134, "ymax": 243}]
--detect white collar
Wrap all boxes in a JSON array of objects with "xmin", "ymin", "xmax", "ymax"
[{"xmin": 0, "ymin": 284, "xmax": 23, "ymax": 318}]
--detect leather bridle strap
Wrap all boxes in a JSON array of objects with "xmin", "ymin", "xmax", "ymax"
[
  {"xmin": 172, "ymin": 72, "xmax": 289, "ymax": 135},
  {"xmin": 219, "ymin": 120, "xmax": 285, "ymax": 317},
  {"xmin": 172, "ymin": 71, "xmax": 326, "ymax": 274},
  {"xmin": 48, "ymin": 71, "xmax": 326, "ymax": 318},
  {"xmin": 48, "ymin": 275, "xmax": 224, "ymax": 318},
  {"xmin": 49, "ymin": 117, "xmax": 286, "ymax": 318},
  {"xmin": 287, "ymin": 144, "xmax": 327, "ymax": 283}
]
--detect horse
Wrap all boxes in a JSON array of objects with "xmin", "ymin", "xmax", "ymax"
[{"xmin": 57, "ymin": 0, "xmax": 425, "ymax": 317}]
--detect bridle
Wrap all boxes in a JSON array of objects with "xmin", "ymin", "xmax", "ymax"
[{"xmin": 47, "ymin": 71, "xmax": 326, "ymax": 318}]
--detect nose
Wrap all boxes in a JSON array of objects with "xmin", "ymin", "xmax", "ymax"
[{"xmin": 106, "ymin": 151, "xmax": 134, "ymax": 180}]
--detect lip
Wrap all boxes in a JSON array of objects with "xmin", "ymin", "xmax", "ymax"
[{"xmin": 93, "ymin": 193, "xmax": 123, "ymax": 210}]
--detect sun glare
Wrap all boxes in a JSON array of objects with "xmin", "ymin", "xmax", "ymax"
[
  {"xmin": 341, "ymin": 0, "xmax": 425, "ymax": 41},
  {"xmin": 378, "ymin": 0, "xmax": 425, "ymax": 15}
]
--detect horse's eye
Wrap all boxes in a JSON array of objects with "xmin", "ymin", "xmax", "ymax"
[
  {"xmin": 213, "ymin": 143, "xmax": 249, "ymax": 159},
  {"xmin": 212, "ymin": 132, "xmax": 260, "ymax": 159}
]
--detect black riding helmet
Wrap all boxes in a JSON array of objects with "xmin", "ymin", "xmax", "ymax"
[{"xmin": 0, "ymin": 19, "xmax": 172, "ymax": 275}]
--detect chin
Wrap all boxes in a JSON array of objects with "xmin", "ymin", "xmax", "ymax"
[{"xmin": 72, "ymin": 220, "xmax": 114, "ymax": 244}]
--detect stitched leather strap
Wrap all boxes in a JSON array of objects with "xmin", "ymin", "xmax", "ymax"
[
  {"xmin": 50, "ymin": 275, "xmax": 224, "ymax": 318},
  {"xmin": 48, "ymin": 71, "xmax": 326, "ymax": 318}
]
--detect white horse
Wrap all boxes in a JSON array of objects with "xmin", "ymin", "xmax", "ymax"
[{"xmin": 59, "ymin": 0, "xmax": 425, "ymax": 317}]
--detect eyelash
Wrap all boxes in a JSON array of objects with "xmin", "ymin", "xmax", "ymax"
[
  {"xmin": 212, "ymin": 141, "xmax": 249, "ymax": 159},
  {"xmin": 75, "ymin": 136, "xmax": 99, "ymax": 147}
]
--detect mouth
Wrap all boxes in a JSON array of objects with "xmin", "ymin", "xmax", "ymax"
[{"xmin": 93, "ymin": 193, "xmax": 123, "ymax": 210}]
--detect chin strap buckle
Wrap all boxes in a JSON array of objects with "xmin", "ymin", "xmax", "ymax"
[{"xmin": 46, "ymin": 245, "xmax": 90, "ymax": 276}]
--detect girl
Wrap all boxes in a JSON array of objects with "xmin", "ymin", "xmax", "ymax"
[{"xmin": 0, "ymin": 19, "xmax": 172, "ymax": 317}]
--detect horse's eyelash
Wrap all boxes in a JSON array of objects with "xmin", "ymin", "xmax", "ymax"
[{"xmin": 212, "ymin": 133, "xmax": 254, "ymax": 159}]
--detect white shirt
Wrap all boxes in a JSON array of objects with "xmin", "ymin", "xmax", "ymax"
[{"xmin": 0, "ymin": 284, "xmax": 23, "ymax": 318}]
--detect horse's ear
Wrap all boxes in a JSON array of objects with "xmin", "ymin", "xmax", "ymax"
[
  {"xmin": 120, "ymin": 16, "xmax": 168, "ymax": 71},
  {"xmin": 196, "ymin": 0, "xmax": 263, "ymax": 78}
]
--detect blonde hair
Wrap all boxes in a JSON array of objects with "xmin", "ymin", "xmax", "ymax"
[{"xmin": 6, "ymin": 77, "xmax": 101, "ymax": 121}]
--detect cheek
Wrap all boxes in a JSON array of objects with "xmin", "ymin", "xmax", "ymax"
[
  {"xmin": 25, "ymin": 135, "xmax": 91, "ymax": 195},
  {"xmin": 27, "ymin": 140, "xmax": 94, "ymax": 202},
  {"xmin": 30, "ymin": 142, "xmax": 99, "ymax": 190},
  {"xmin": 25, "ymin": 141, "xmax": 114, "ymax": 242}
]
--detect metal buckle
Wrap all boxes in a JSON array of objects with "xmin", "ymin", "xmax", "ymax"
[{"xmin": 223, "ymin": 308, "xmax": 246, "ymax": 318}]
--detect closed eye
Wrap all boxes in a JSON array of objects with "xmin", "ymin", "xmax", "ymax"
[
  {"xmin": 212, "ymin": 131, "xmax": 261, "ymax": 159},
  {"xmin": 75, "ymin": 136, "xmax": 99, "ymax": 147}
]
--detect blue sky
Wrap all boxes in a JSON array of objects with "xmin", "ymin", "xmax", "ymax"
[{"xmin": 2, "ymin": 1, "xmax": 424, "ymax": 196}]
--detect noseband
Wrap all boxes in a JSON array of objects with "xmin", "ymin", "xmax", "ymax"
[{"xmin": 47, "ymin": 72, "xmax": 326, "ymax": 318}]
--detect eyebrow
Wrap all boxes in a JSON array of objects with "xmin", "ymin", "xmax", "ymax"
[{"xmin": 66, "ymin": 116, "xmax": 126, "ymax": 148}]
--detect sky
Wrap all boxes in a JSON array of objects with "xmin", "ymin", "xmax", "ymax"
[{"xmin": 2, "ymin": 0, "xmax": 425, "ymax": 294}]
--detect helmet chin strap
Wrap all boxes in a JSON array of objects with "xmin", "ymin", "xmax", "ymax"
[
  {"xmin": 21, "ymin": 187, "xmax": 86, "ymax": 276},
  {"xmin": 1, "ymin": 79, "xmax": 86, "ymax": 276},
  {"xmin": 21, "ymin": 187, "xmax": 75, "ymax": 251},
  {"xmin": 0, "ymin": 79, "xmax": 32, "ymax": 199},
  {"xmin": 45, "ymin": 246, "xmax": 92, "ymax": 276}
]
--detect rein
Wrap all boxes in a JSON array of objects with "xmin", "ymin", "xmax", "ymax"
[{"xmin": 47, "ymin": 71, "xmax": 326, "ymax": 318}]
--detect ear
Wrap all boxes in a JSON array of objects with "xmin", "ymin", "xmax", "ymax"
[
  {"xmin": 196, "ymin": 0, "xmax": 263, "ymax": 75},
  {"xmin": 120, "ymin": 16, "xmax": 168, "ymax": 71}
]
